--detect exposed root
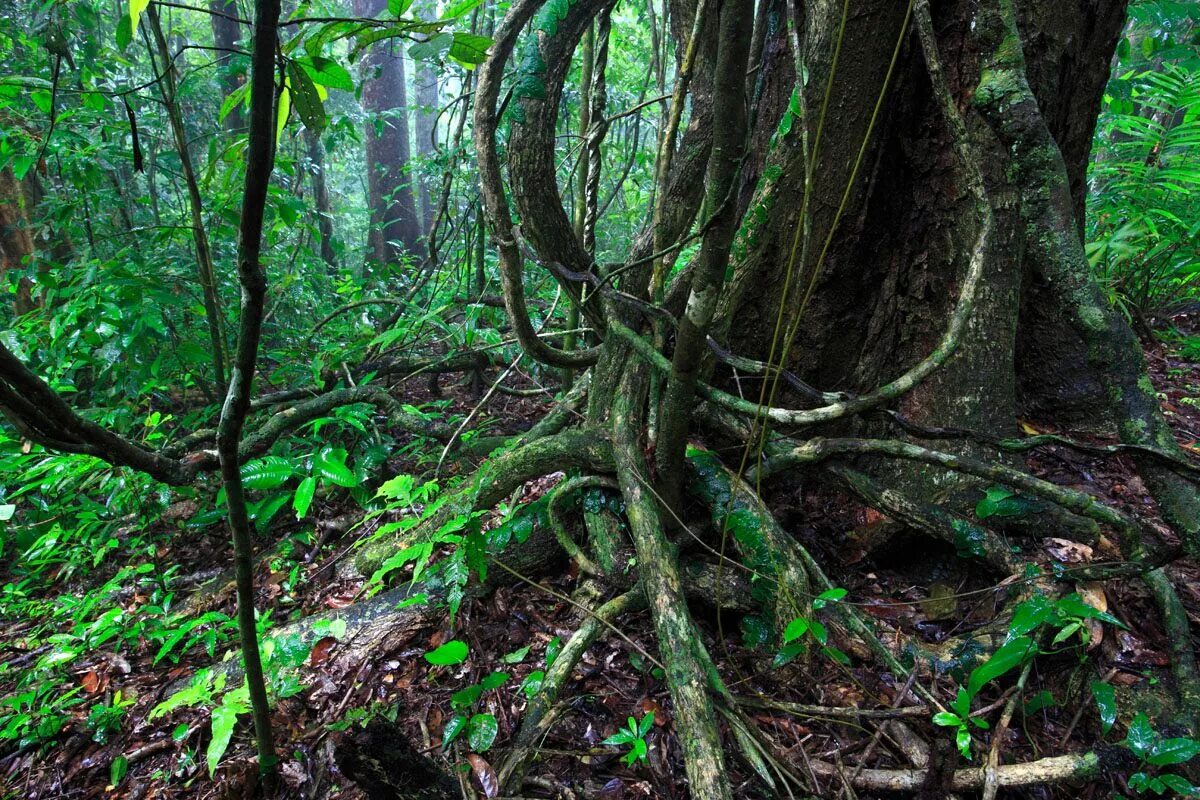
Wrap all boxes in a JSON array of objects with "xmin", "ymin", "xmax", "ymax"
[
  {"xmin": 826, "ymin": 462, "xmax": 1022, "ymax": 575},
  {"xmin": 347, "ymin": 427, "xmax": 613, "ymax": 577},
  {"xmin": 612, "ymin": 364, "xmax": 733, "ymax": 800},
  {"xmin": 686, "ymin": 448, "xmax": 812, "ymax": 641},
  {"xmin": 807, "ymin": 750, "xmax": 1100, "ymax": 792},
  {"xmin": 497, "ymin": 585, "xmax": 646, "ymax": 792},
  {"xmin": 546, "ymin": 475, "xmax": 618, "ymax": 577}
]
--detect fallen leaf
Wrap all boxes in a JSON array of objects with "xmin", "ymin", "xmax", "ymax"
[
  {"xmin": 638, "ymin": 698, "xmax": 668, "ymax": 726},
  {"xmin": 466, "ymin": 754, "xmax": 499, "ymax": 798},
  {"xmin": 309, "ymin": 637, "xmax": 337, "ymax": 667},
  {"xmin": 1076, "ymin": 582, "xmax": 1107, "ymax": 649},
  {"xmin": 80, "ymin": 671, "xmax": 102, "ymax": 694},
  {"xmin": 1044, "ymin": 538, "xmax": 1093, "ymax": 564}
]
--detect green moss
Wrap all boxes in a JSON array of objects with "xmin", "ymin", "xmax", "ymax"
[{"xmin": 1078, "ymin": 304, "xmax": 1107, "ymax": 333}]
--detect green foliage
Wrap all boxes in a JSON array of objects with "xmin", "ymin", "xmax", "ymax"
[
  {"xmin": 931, "ymin": 592, "xmax": 1124, "ymax": 759},
  {"xmin": 1088, "ymin": 2, "xmax": 1200, "ymax": 316},
  {"xmin": 1119, "ymin": 712, "xmax": 1200, "ymax": 795},
  {"xmin": 601, "ymin": 712, "xmax": 654, "ymax": 766},
  {"xmin": 437, "ymin": 652, "xmax": 506, "ymax": 753},
  {"xmin": 424, "ymin": 639, "xmax": 469, "ymax": 666},
  {"xmin": 774, "ymin": 588, "xmax": 850, "ymax": 667}
]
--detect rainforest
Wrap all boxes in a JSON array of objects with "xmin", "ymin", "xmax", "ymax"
[{"xmin": 1, "ymin": 0, "xmax": 1200, "ymax": 798}]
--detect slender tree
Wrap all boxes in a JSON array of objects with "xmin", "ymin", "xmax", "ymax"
[
  {"xmin": 355, "ymin": 0, "xmax": 423, "ymax": 266},
  {"xmin": 413, "ymin": 0, "xmax": 439, "ymax": 235}
]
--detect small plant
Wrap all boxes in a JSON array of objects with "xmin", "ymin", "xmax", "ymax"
[
  {"xmin": 932, "ymin": 687, "xmax": 990, "ymax": 759},
  {"xmin": 602, "ymin": 711, "xmax": 655, "ymax": 766},
  {"xmin": 442, "ymin": 671, "xmax": 507, "ymax": 752},
  {"xmin": 427, "ymin": 640, "xmax": 506, "ymax": 753},
  {"xmin": 932, "ymin": 592, "xmax": 1124, "ymax": 759},
  {"xmin": 86, "ymin": 690, "xmax": 134, "ymax": 744},
  {"xmin": 775, "ymin": 587, "xmax": 850, "ymax": 667}
]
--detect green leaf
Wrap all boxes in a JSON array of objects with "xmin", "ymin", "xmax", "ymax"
[
  {"xmin": 479, "ymin": 671, "xmax": 509, "ymax": 690},
  {"xmin": 207, "ymin": 702, "xmax": 242, "ymax": 776},
  {"xmin": 31, "ymin": 90, "xmax": 52, "ymax": 114},
  {"xmin": 813, "ymin": 587, "xmax": 847, "ymax": 609},
  {"xmin": 1091, "ymin": 681, "xmax": 1117, "ymax": 735},
  {"xmin": 276, "ymin": 79, "xmax": 291, "ymax": 145},
  {"xmin": 387, "ymin": 0, "xmax": 414, "ymax": 15},
  {"xmin": 933, "ymin": 712, "xmax": 962, "ymax": 727},
  {"xmin": 286, "ymin": 63, "xmax": 326, "ymax": 132},
  {"xmin": 409, "ymin": 32, "xmax": 453, "ymax": 62},
  {"xmin": 219, "ymin": 83, "xmax": 250, "ymax": 122},
  {"xmin": 1009, "ymin": 594, "xmax": 1055, "ymax": 638},
  {"xmin": 293, "ymin": 476, "xmax": 317, "ymax": 519},
  {"xmin": 822, "ymin": 645, "xmax": 851, "ymax": 666},
  {"xmin": 1125, "ymin": 713, "xmax": 1156, "ymax": 757},
  {"xmin": 772, "ymin": 640, "xmax": 806, "ymax": 668},
  {"xmin": 109, "ymin": 754, "xmax": 128, "ymax": 786},
  {"xmin": 974, "ymin": 485, "xmax": 1033, "ymax": 519},
  {"xmin": 314, "ymin": 446, "xmax": 357, "ymax": 488},
  {"xmin": 240, "ymin": 457, "xmax": 294, "ymax": 491},
  {"xmin": 955, "ymin": 724, "xmax": 973, "ymax": 759},
  {"xmin": 545, "ymin": 636, "xmax": 562, "ymax": 668},
  {"xmin": 500, "ymin": 646, "xmax": 530, "ymax": 664},
  {"xmin": 520, "ymin": 670, "xmax": 544, "ymax": 699},
  {"xmin": 299, "ymin": 57, "xmax": 354, "ymax": 92},
  {"xmin": 624, "ymin": 737, "xmax": 648, "ymax": 765},
  {"xmin": 782, "ymin": 616, "xmax": 810, "ymax": 644},
  {"xmin": 115, "ymin": 15, "xmax": 132, "ymax": 49},
  {"xmin": 425, "ymin": 640, "xmax": 469, "ymax": 666},
  {"xmin": 449, "ymin": 32, "xmax": 492, "ymax": 67},
  {"xmin": 442, "ymin": 713, "xmax": 468, "ymax": 749},
  {"xmin": 467, "ymin": 713, "xmax": 498, "ymax": 751},
  {"xmin": 443, "ymin": 0, "xmax": 484, "ymax": 18},
  {"xmin": 451, "ymin": 684, "xmax": 483, "ymax": 710},
  {"xmin": 1148, "ymin": 737, "xmax": 1200, "ymax": 766},
  {"xmin": 128, "ymin": 0, "xmax": 151, "ymax": 39},
  {"xmin": 966, "ymin": 635, "xmax": 1033, "ymax": 697},
  {"xmin": 1158, "ymin": 774, "xmax": 1198, "ymax": 795},
  {"xmin": 0, "ymin": 504, "xmax": 15, "ymax": 521}
]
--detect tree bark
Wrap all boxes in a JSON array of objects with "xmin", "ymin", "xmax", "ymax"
[
  {"xmin": 412, "ymin": 0, "xmax": 439, "ymax": 237},
  {"xmin": 209, "ymin": 0, "xmax": 245, "ymax": 132},
  {"xmin": 305, "ymin": 129, "xmax": 338, "ymax": 267},
  {"xmin": 356, "ymin": 0, "xmax": 424, "ymax": 266}
]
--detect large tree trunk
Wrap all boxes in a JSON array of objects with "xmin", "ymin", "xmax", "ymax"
[
  {"xmin": 356, "ymin": 0, "xmax": 424, "ymax": 266},
  {"xmin": 711, "ymin": 0, "xmax": 1199, "ymax": 537}
]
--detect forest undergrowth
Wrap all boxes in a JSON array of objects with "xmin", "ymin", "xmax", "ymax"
[{"xmin": 1, "ymin": 310, "xmax": 1198, "ymax": 800}]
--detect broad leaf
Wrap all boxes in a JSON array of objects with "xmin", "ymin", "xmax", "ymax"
[
  {"xmin": 314, "ymin": 446, "xmax": 357, "ymax": 488},
  {"xmin": 467, "ymin": 713, "xmax": 498, "ymax": 751},
  {"xmin": 1091, "ymin": 681, "xmax": 1117, "ymax": 735},
  {"xmin": 293, "ymin": 476, "xmax": 317, "ymax": 519},
  {"xmin": 425, "ymin": 640, "xmax": 469, "ymax": 666},
  {"xmin": 966, "ymin": 636, "xmax": 1034, "ymax": 697}
]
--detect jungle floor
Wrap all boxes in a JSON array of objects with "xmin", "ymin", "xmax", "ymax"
[{"xmin": 4, "ymin": 311, "xmax": 1200, "ymax": 800}]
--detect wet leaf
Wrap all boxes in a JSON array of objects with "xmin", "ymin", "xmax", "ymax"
[{"xmin": 466, "ymin": 753, "xmax": 499, "ymax": 797}]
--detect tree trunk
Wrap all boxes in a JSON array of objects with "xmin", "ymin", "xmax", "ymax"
[
  {"xmin": 305, "ymin": 129, "xmax": 338, "ymax": 267},
  {"xmin": 412, "ymin": 0, "xmax": 439, "ymax": 237},
  {"xmin": 209, "ymin": 0, "xmax": 245, "ymax": 132},
  {"xmin": 356, "ymin": 0, "xmax": 424, "ymax": 266}
]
